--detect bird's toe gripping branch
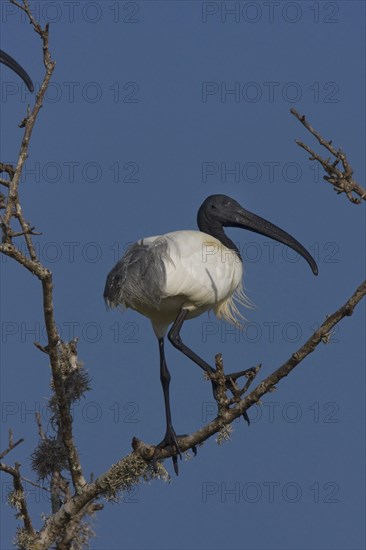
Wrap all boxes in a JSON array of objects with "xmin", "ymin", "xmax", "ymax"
[
  {"xmin": 152, "ymin": 430, "xmax": 197, "ymax": 476},
  {"xmin": 154, "ymin": 427, "xmax": 182, "ymax": 473},
  {"xmin": 208, "ymin": 354, "xmax": 262, "ymax": 424}
]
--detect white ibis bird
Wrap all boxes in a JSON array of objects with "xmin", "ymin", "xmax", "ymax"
[
  {"xmin": 0, "ymin": 49, "xmax": 34, "ymax": 92},
  {"xmin": 104, "ymin": 194, "xmax": 318, "ymax": 473}
]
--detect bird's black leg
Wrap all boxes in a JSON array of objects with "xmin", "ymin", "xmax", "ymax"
[
  {"xmin": 168, "ymin": 309, "xmax": 253, "ymax": 424},
  {"xmin": 168, "ymin": 309, "xmax": 225, "ymax": 401},
  {"xmin": 153, "ymin": 337, "xmax": 182, "ymax": 475},
  {"xmin": 168, "ymin": 309, "xmax": 216, "ymax": 377}
]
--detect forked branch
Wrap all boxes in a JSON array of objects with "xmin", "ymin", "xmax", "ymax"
[{"xmin": 291, "ymin": 108, "xmax": 366, "ymax": 204}]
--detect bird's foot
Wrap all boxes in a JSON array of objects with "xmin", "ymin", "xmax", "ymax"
[
  {"xmin": 152, "ymin": 427, "xmax": 182, "ymax": 476},
  {"xmin": 152, "ymin": 429, "xmax": 198, "ymax": 476},
  {"xmin": 224, "ymin": 367, "xmax": 258, "ymax": 392},
  {"xmin": 211, "ymin": 367, "xmax": 259, "ymax": 425},
  {"xmin": 211, "ymin": 367, "xmax": 254, "ymax": 394}
]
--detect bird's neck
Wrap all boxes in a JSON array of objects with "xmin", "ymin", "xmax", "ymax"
[{"xmin": 198, "ymin": 222, "xmax": 241, "ymax": 260}]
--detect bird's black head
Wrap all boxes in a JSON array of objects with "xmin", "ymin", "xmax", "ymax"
[
  {"xmin": 197, "ymin": 194, "xmax": 243, "ymax": 230},
  {"xmin": 197, "ymin": 194, "xmax": 318, "ymax": 276}
]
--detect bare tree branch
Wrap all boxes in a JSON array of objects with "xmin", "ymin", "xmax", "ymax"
[
  {"xmin": 35, "ymin": 412, "xmax": 46, "ymax": 440},
  {"xmin": 0, "ymin": 162, "xmax": 15, "ymax": 178},
  {"xmin": 1, "ymin": 0, "xmax": 86, "ymax": 494},
  {"xmin": 290, "ymin": 108, "xmax": 366, "ymax": 204},
  {"xmin": 0, "ymin": 462, "xmax": 36, "ymax": 538},
  {"xmin": 20, "ymin": 476, "xmax": 51, "ymax": 493},
  {"xmin": 0, "ymin": 430, "xmax": 24, "ymax": 460}
]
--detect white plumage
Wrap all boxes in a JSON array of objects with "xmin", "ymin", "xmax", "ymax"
[{"xmin": 127, "ymin": 230, "xmax": 248, "ymax": 338}]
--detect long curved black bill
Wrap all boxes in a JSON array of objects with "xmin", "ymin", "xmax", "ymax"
[
  {"xmin": 0, "ymin": 49, "xmax": 34, "ymax": 92},
  {"xmin": 232, "ymin": 208, "xmax": 318, "ymax": 276}
]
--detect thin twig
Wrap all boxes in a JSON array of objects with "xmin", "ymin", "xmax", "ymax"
[
  {"xmin": 290, "ymin": 108, "xmax": 366, "ymax": 204},
  {"xmin": 0, "ymin": 431, "xmax": 24, "ymax": 460},
  {"xmin": 20, "ymin": 475, "xmax": 51, "ymax": 492},
  {"xmin": 35, "ymin": 412, "xmax": 46, "ymax": 440}
]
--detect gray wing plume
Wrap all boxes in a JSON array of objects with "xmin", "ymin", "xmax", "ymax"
[{"xmin": 103, "ymin": 238, "xmax": 169, "ymax": 310}]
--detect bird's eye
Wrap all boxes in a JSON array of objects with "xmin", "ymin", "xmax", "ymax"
[{"xmin": 211, "ymin": 204, "xmax": 216, "ymax": 209}]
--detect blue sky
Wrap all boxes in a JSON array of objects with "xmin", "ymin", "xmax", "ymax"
[{"xmin": 1, "ymin": 1, "xmax": 365, "ymax": 549}]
